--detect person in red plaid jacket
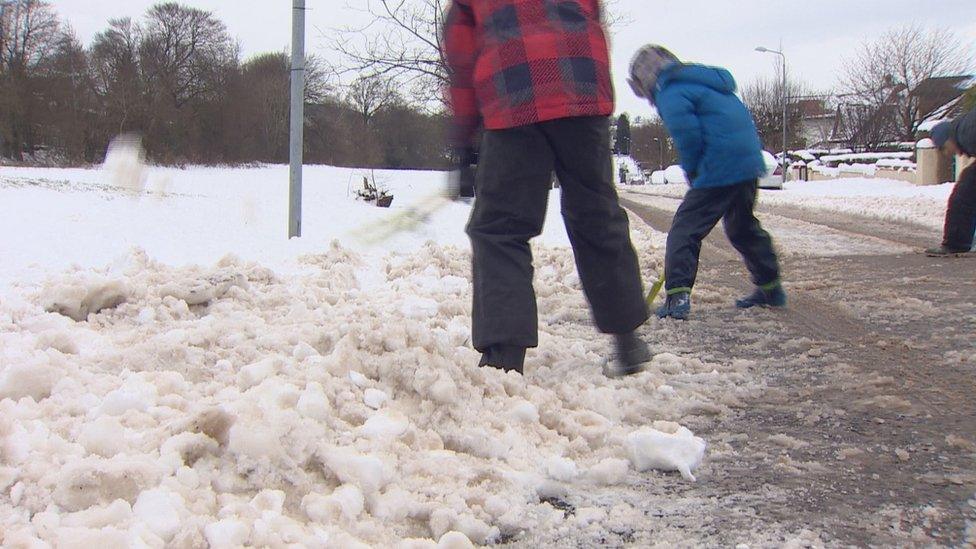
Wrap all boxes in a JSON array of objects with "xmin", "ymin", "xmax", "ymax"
[{"xmin": 444, "ymin": 0, "xmax": 650, "ymax": 377}]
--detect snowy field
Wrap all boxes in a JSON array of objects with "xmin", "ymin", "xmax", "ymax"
[
  {"xmin": 2, "ymin": 162, "xmax": 965, "ymax": 547},
  {"xmin": 630, "ymin": 178, "xmax": 953, "ymax": 230}
]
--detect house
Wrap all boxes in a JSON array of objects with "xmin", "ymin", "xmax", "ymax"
[
  {"xmin": 914, "ymin": 75, "xmax": 974, "ymax": 182},
  {"xmin": 916, "ymin": 76, "xmax": 975, "ymax": 133},
  {"xmin": 912, "ymin": 75, "xmax": 974, "ymax": 123},
  {"xmin": 794, "ymin": 95, "xmax": 837, "ymax": 149},
  {"xmin": 828, "ymin": 74, "xmax": 973, "ymax": 151}
]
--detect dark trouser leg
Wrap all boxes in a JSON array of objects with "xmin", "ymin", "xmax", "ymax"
[
  {"xmin": 466, "ymin": 125, "xmax": 554, "ymax": 352},
  {"xmin": 664, "ymin": 186, "xmax": 732, "ymax": 293},
  {"xmin": 538, "ymin": 116, "xmax": 649, "ymax": 334},
  {"xmin": 943, "ymin": 164, "xmax": 976, "ymax": 251},
  {"xmin": 722, "ymin": 180, "xmax": 781, "ymax": 286}
]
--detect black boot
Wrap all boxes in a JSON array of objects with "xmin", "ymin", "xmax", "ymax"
[
  {"xmin": 478, "ymin": 345, "xmax": 526, "ymax": 375},
  {"xmin": 607, "ymin": 332, "xmax": 651, "ymax": 377}
]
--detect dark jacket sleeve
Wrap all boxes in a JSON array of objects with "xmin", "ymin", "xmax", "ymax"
[
  {"xmin": 443, "ymin": 0, "xmax": 481, "ymax": 149},
  {"xmin": 953, "ymin": 108, "xmax": 976, "ymax": 156}
]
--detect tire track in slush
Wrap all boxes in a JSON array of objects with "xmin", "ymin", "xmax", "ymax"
[
  {"xmin": 622, "ymin": 189, "xmax": 939, "ymax": 250},
  {"xmin": 620, "ymin": 193, "xmax": 974, "ymax": 419},
  {"xmin": 620, "ymin": 194, "xmax": 976, "ymax": 546}
]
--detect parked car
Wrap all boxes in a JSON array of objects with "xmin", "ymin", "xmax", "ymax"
[
  {"xmin": 664, "ymin": 165, "xmax": 688, "ymax": 184},
  {"xmin": 759, "ymin": 151, "xmax": 785, "ymax": 190},
  {"xmin": 661, "ymin": 155, "xmax": 785, "ymax": 188}
]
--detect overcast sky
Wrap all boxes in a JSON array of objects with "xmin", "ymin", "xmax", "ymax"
[{"xmin": 56, "ymin": 0, "xmax": 976, "ymax": 117}]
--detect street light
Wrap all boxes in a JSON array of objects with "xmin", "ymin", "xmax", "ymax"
[
  {"xmin": 651, "ymin": 137, "xmax": 665, "ymax": 170},
  {"xmin": 756, "ymin": 46, "xmax": 788, "ymax": 185}
]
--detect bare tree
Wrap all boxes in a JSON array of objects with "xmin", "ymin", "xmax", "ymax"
[
  {"xmin": 90, "ymin": 18, "xmax": 143, "ymax": 136},
  {"xmin": 331, "ymin": 0, "xmax": 449, "ymax": 106},
  {"xmin": 39, "ymin": 30, "xmax": 95, "ymax": 160},
  {"xmin": 138, "ymin": 2, "xmax": 237, "ymax": 108},
  {"xmin": 330, "ymin": 0, "xmax": 629, "ymax": 107},
  {"xmin": 0, "ymin": 0, "xmax": 62, "ymax": 158},
  {"xmin": 630, "ymin": 117, "xmax": 673, "ymax": 171},
  {"xmin": 831, "ymin": 99, "xmax": 903, "ymax": 151},
  {"xmin": 348, "ymin": 74, "xmax": 400, "ymax": 124},
  {"xmin": 742, "ymin": 67, "xmax": 808, "ymax": 151},
  {"xmin": 0, "ymin": 0, "xmax": 60, "ymax": 72},
  {"xmin": 841, "ymin": 24, "xmax": 974, "ymax": 143}
]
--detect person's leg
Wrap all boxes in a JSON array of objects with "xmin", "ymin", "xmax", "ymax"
[
  {"xmin": 664, "ymin": 186, "xmax": 733, "ymax": 296},
  {"xmin": 538, "ymin": 116, "xmax": 649, "ymax": 335},
  {"xmin": 722, "ymin": 181, "xmax": 782, "ymax": 285},
  {"xmin": 942, "ymin": 164, "xmax": 976, "ymax": 252},
  {"xmin": 722, "ymin": 180, "xmax": 785, "ymax": 308},
  {"xmin": 466, "ymin": 124, "xmax": 554, "ymax": 372}
]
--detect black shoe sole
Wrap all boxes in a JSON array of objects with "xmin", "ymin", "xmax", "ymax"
[{"xmin": 480, "ymin": 363, "xmax": 523, "ymax": 375}]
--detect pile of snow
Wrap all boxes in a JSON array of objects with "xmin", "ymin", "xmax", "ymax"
[
  {"xmin": 819, "ymin": 152, "xmax": 913, "ymax": 165},
  {"xmin": 650, "ymin": 170, "xmax": 667, "ymax": 185},
  {"xmin": 0, "ymin": 164, "xmax": 740, "ymax": 546},
  {"xmin": 875, "ymin": 159, "xmax": 917, "ymax": 172},
  {"xmin": 765, "ymin": 178, "xmax": 952, "ymax": 229},
  {"xmin": 792, "ymin": 150, "xmax": 818, "ymax": 162},
  {"xmin": 663, "ymin": 165, "xmax": 688, "ymax": 184},
  {"xmin": 626, "ymin": 422, "xmax": 706, "ymax": 481},
  {"xmin": 918, "ymin": 119, "xmax": 943, "ymax": 133},
  {"xmin": 613, "ymin": 155, "xmax": 645, "ymax": 185}
]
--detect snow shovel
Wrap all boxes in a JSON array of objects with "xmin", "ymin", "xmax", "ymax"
[
  {"xmin": 645, "ymin": 273, "xmax": 665, "ymax": 306},
  {"xmin": 349, "ymin": 192, "xmax": 450, "ymax": 246}
]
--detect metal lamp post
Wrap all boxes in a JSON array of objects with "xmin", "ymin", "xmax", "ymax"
[
  {"xmin": 288, "ymin": 0, "xmax": 306, "ymax": 238},
  {"xmin": 756, "ymin": 46, "xmax": 788, "ymax": 185},
  {"xmin": 652, "ymin": 137, "xmax": 665, "ymax": 170}
]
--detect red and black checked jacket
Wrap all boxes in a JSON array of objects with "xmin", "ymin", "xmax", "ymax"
[{"xmin": 444, "ymin": 0, "xmax": 615, "ymax": 148}]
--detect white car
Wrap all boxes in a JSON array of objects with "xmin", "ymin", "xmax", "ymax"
[
  {"xmin": 759, "ymin": 151, "xmax": 785, "ymax": 190},
  {"xmin": 663, "ymin": 165, "xmax": 688, "ymax": 184},
  {"xmin": 663, "ymin": 156, "xmax": 785, "ymax": 188}
]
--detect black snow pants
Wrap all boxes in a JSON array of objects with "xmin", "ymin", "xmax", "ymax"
[
  {"xmin": 466, "ymin": 116, "xmax": 649, "ymax": 352},
  {"xmin": 665, "ymin": 180, "xmax": 780, "ymax": 294},
  {"xmin": 942, "ymin": 163, "xmax": 976, "ymax": 251}
]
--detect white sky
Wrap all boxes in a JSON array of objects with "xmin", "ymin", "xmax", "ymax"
[{"xmin": 55, "ymin": 0, "xmax": 976, "ymax": 118}]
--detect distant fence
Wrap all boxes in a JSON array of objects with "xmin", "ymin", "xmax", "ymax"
[{"xmin": 793, "ymin": 141, "xmax": 966, "ymax": 186}]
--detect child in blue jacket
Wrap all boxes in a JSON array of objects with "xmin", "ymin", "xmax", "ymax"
[{"xmin": 627, "ymin": 45, "xmax": 785, "ymax": 319}]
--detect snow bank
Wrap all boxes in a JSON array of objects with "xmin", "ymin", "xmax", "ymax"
[
  {"xmin": 614, "ymin": 155, "xmax": 645, "ymax": 184},
  {"xmin": 0, "ymin": 242, "xmax": 733, "ymax": 545},
  {"xmin": 820, "ymin": 152, "xmax": 913, "ymax": 165},
  {"xmin": 764, "ymin": 178, "xmax": 952, "ymax": 229},
  {"xmin": 0, "ymin": 162, "xmax": 745, "ymax": 545},
  {"xmin": 629, "ymin": 177, "xmax": 954, "ymax": 231}
]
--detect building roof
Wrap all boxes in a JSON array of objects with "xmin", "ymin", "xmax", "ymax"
[{"xmin": 911, "ymin": 75, "xmax": 975, "ymax": 120}]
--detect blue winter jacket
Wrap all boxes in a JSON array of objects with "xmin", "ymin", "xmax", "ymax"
[{"xmin": 653, "ymin": 64, "xmax": 767, "ymax": 189}]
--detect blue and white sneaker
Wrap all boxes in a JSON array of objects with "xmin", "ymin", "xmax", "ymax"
[
  {"xmin": 656, "ymin": 292, "xmax": 691, "ymax": 320},
  {"xmin": 735, "ymin": 283, "xmax": 787, "ymax": 309}
]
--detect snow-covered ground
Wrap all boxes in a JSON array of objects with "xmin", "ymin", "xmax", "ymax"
[
  {"xmin": 0, "ymin": 165, "xmax": 516, "ymax": 288},
  {"xmin": 629, "ymin": 178, "xmax": 953, "ymax": 231},
  {"xmin": 4, "ymin": 161, "xmax": 968, "ymax": 546},
  {"xmin": 3, "ymin": 163, "xmax": 768, "ymax": 547}
]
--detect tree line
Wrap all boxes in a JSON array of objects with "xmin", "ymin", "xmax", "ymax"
[
  {"xmin": 0, "ymin": 1, "xmax": 450, "ymax": 168},
  {"xmin": 3, "ymin": 0, "xmax": 971, "ymax": 168}
]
